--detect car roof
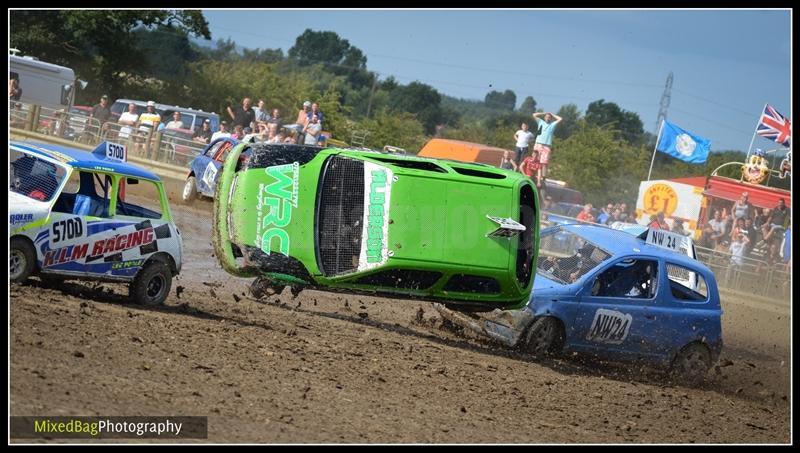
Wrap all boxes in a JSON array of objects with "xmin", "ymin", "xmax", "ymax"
[
  {"xmin": 555, "ymin": 223, "xmax": 709, "ymax": 271},
  {"xmin": 11, "ymin": 141, "xmax": 161, "ymax": 182},
  {"xmin": 114, "ymin": 98, "xmax": 219, "ymax": 116}
]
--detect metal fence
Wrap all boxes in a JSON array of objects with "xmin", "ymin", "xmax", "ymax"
[{"xmin": 10, "ymin": 101, "xmax": 206, "ymax": 167}]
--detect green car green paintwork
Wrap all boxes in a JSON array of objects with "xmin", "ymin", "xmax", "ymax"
[{"xmin": 213, "ymin": 143, "xmax": 539, "ymax": 311}]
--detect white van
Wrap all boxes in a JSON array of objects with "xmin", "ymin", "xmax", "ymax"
[{"xmin": 9, "ymin": 53, "xmax": 77, "ymax": 110}]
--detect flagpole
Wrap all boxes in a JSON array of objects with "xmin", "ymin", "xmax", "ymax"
[
  {"xmin": 741, "ymin": 103, "xmax": 766, "ymax": 182},
  {"xmin": 647, "ymin": 119, "xmax": 665, "ymax": 181}
]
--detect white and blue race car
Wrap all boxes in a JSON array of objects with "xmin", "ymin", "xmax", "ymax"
[{"xmin": 10, "ymin": 141, "xmax": 183, "ymax": 305}]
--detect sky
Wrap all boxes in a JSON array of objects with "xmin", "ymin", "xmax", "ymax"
[{"xmin": 201, "ymin": 9, "xmax": 792, "ymax": 153}]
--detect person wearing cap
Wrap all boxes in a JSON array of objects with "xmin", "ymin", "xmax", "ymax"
[
  {"xmin": 193, "ymin": 118, "xmax": 213, "ymax": 144},
  {"xmin": 732, "ymin": 192, "xmax": 752, "ymax": 221},
  {"xmin": 90, "ymin": 94, "xmax": 112, "ymax": 127},
  {"xmin": 211, "ymin": 121, "xmax": 232, "ymax": 142},
  {"xmin": 139, "ymin": 101, "xmax": 161, "ymax": 129}
]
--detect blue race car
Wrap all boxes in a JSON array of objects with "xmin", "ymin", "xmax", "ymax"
[
  {"xmin": 435, "ymin": 223, "xmax": 722, "ymax": 387},
  {"xmin": 182, "ymin": 137, "xmax": 239, "ymax": 203}
]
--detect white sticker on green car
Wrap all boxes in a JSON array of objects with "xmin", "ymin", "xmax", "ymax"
[
  {"xmin": 256, "ymin": 162, "xmax": 300, "ymax": 256},
  {"xmin": 358, "ymin": 162, "xmax": 393, "ymax": 271}
]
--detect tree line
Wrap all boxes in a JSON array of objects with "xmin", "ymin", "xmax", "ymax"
[{"xmin": 11, "ymin": 10, "xmax": 761, "ymax": 207}]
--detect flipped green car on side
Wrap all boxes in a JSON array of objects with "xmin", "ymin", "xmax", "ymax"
[{"xmin": 213, "ymin": 143, "xmax": 539, "ymax": 311}]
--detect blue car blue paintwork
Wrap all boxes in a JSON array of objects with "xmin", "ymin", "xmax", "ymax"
[
  {"xmin": 533, "ymin": 225, "xmax": 721, "ymax": 365},
  {"xmin": 186, "ymin": 137, "xmax": 239, "ymax": 198},
  {"xmin": 439, "ymin": 224, "xmax": 723, "ymax": 372}
]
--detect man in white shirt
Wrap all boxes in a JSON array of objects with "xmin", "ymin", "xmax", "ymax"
[
  {"xmin": 117, "ymin": 103, "xmax": 139, "ymax": 139},
  {"xmin": 513, "ymin": 122, "xmax": 534, "ymax": 165},
  {"xmin": 210, "ymin": 121, "xmax": 232, "ymax": 142},
  {"xmin": 729, "ymin": 234, "xmax": 749, "ymax": 267},
  {"xmin": 303, "ymin": 114, "xmax": 322, "ymax": 145},
  {"xmin": 165, "ymin": 111, "xmax": 185, "ymax": 130}
]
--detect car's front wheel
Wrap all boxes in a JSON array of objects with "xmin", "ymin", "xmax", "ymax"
[
  {"xmin": 10, "ymin": 237, "xmax": 36, "ymax": 283},
  {"xmin": 130, "ymin": 261, "xmax": 172, "ymax": 306},
  {"xmin": 182, "ymin": 176, "xmax": 198, "ymax": 203},
  {"xmin": 670, "ymin": 343, "xmax": 711, "ymax": 388},
  {"xmin": 521, "ymin": 317, "xmax": 564, "ymax": 357}
]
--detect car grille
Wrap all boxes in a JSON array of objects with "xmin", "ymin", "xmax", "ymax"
[{"xmin": 316, "ymin": 156, "xmax": 365, "ymax": 276}]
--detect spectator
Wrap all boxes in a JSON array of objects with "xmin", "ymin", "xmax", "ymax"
[
  {"xmin": 308, "ymin": 102, "xmax": 324, "ymax": 126},
  {"xmin": 499, "ymin": 150, "xmax": 518, "ymax": 171},
  {"xmin": 253, "ymin": 99, "xmax": 268, "ymax": 123},
  {"xmin": 139, "ymin": 101, "xmax": 162, "ymax": 130},
  {"xmin": 743, "ymin": 217, "xmax": 758, "ymax": 256},
  {"xmin": 210, "ymin": 121, "xmax": 232, "ymax": 141},
  {"xmin": 227, "ymin": 97, "xmax": 255, "ymax": 130},
  {"xmin": 296, "ymin": 100, "xmax": 311, "ymax": 127},
  {"xmin": 90, "ymin": 94, "xmax": 112, "ymax": 130},
  {"xmin": 708, "ymin": 210, "xmax": 727, "ymax": 249},
  {"xmin": 597, "ymin": 203, "xmax": 614, "ymax": 225},
  {"xmin": 648, "ymin": 212, "xmax": 669, "ymax": 229},
  {"xmin": 608, "ymin": 208, "xmax": 622, "ymax": 225},
  {"xmin": 532, "ymin": 111, "xmax": 563, "ymax": 182},
  {"xmin": 513, "ymin": 122, "xmax": 535, "ymax": 165},
  {"xmin": 268, "ymin": 108, "xmax": 282, "ymax": 127},
  {"xmin": 117, "ymin": 102, "xmax": 139, "ymax": 139},
  {"xmin": 575, "ymin": 204, "xmax": 593, "ymax": 222},
  {"xmin": 519, "ymin": 149, "xmax": 541, "ymax": 186},
  {"xmin": 284, "ymin": 131, "xmax": 297, "ymax": 144},
  {"xmin": 193, "ymin": 119, "xmax": 213, "ymax": 144},
  {"xmin": 9, "ymin": 74, "xmax": 22, "ymax": 101},
  {"xmin": 619, "ymin": 203, "xmax": 630, "ymax": 222},
  {"xmin": 762, "ymin": 198, "xmax": 790, "ymax": 244},
  {"xmin": 672, "ymin": 218, "xmax": 690, "ymax": 236},
  {"xmin": 699, "ymin": 221, "xmax": 716, "ymax": 249},
  {"xmin": 730, "ymin": 217, "xmax": 747, "ymax": 243},
  {"xmin": 232, "ymin": 125, "xmax": 245, "ymax": 140},
  {"xmin": 303, "ymin": 114, "xmax": 322, "ymax": 145},
  {"xmin": 165, "ymin": 111, "xmax": 184, "ymax": 130},
  {"xmin": 728, "ymin": 233, "xmax": 749, "ymax": 268},
  {"xmin": 732, "ymin": 192, "xmax": 752, "ymax": 221}
]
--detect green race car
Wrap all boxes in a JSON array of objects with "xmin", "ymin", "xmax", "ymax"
[{"xmin": 213, "ymin": 143, "xmax": 539, "ymax": 311}]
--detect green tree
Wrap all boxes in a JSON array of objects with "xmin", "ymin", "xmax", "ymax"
[
  {"xmin": 519, "ymin": 96, "xmax": 538, "ymax": 115},
  {"xmin": 585, "ymin": 99, "xmax": 645, "ymax": 145},
  {"xmin": 347, "ymin": 109, "xmax": 427, "ymax": 152},
  {"xmin": 388, "ymin": 81, "xmax": 443, "ymax": 134},
  {"xmin": 553, "ymin": 103, "xmax": 582, "ymax": 140},
  {"xmin": 484, "ymin": 89, "xmax": 516, "ymax": 111},
  {"xmin": 10, "ymin": 10, "xmax": 210, "ymax": 102}
]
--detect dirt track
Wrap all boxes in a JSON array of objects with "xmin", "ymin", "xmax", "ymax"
[{"xmin": 10, "ymin": 178, "xmax": 792, "ymax": 443}]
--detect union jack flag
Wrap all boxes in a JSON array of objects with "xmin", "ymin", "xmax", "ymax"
[{"xmin": 757, "ymin": 104, "xmax": 791, "ymax": 147}]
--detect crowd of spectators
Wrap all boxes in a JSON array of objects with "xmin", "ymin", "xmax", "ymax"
[{"xmin": 698, "ymin": 192, "xmax": 791, "ymax": 269}]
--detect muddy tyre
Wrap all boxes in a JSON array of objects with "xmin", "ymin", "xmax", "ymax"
[
  {"xmin": 249, "ymin": 277, "xmax": 285, "ymax": 300},
  {"xmin": 10, "ymin": 237, "xmax": 36, "ymax": 283},
  {"xmin": 670, "ymin": 343, "xmax": 711, "ymax": 388},
  {"xmin": 130, "ymin": 261, "xmax": 172, "ymax": 306},
  {"xmin": 182, "ymin": 177, "xmax": 198, "ymax": 203},
  {"xmin": 521, "ymin": 317, "xmax": 563, "ymax": 357}
]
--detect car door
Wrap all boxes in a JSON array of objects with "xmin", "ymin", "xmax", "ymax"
[
  {"xmin": 193, "ymin": 140, "xmax": 226, "ymax": 196},
  {"xmin": 569, "ymin": 257, "xmax": 666, "ymax": 362}
]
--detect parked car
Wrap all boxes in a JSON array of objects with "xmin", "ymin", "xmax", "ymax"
[
  {"xmin": 182, "ymin": 137, "xmax": 240, "ymax": 203},
  {"xmin": 9, "ymin": 141, "xmax": 183, "ymax": 305},
  {"xmin": 213, "ymin": 143, "xmax": 540, "ymax": 312},
  {"xmin": 109, "ymin": 98, "xmax": 220, "ymax": 133},
  {"xmin": 435, "ymin": 223, "xmax": 722, "ymax": 387}
]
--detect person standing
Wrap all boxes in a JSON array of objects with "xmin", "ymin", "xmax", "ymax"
[
  {"xmin": 519, "ymin": 149, "xmax": 541, "ymax": 186},
  {"xmin": 253, "ymin": 99, "xmax": 268, "ymax": 123},
  {"xmin": 532, "ymin": 111, "xmax": 563, "ymax": 182},
  {"xmin": 210, "ymin": 121, "xmax": 232, "ymax": 142},
  {"xmin": 90, "ymin": 94, "xmax": 112, "ymax": 127},
  {"xmin": 303, "ymin": 114, "xmax": 322, "ymax": 145},
  {"xmin": 193, "ymin": 119, "xmax": 213, "ymax": 144},
  {"xmin": 227, "ymin": 97, "xmax": 255, "ymax": 130},
  {"xmin": 117, "ymin": 102, "xmax": 139, "ymax": 139},
  {"xmin": 308, "ymin": 102, "xmax": 324, "ymax": 127},
  {"xmin": 513, "ymin": 122, "xmax": 535, "ymax": 165},
  {"xmin": 732, "ymin": 192, "xmax": 752, "ymax": 221}
]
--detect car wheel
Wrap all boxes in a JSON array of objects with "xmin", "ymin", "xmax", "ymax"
[
  {"xmin": 670, "ymin": 343, "xmax": 711, "ymax": 388},
  {"xmin": 521, "ymin": 317, "xmax": 563, "ymax": 357},
  {"xmin": 10, "ymin": 237, "xmax": 36, "ymax": 283},
  {"xmin": 130, "ymin": 261, "xmax": 172, "ymax": 306},
  {"xmin": 182, "ymin": 177, "xmax": 198, "ymax": 203}
]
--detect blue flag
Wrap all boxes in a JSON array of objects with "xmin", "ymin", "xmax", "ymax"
[{"xmin": 657, "ymin": 121, "xmax": 711, "ymax": 164}]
